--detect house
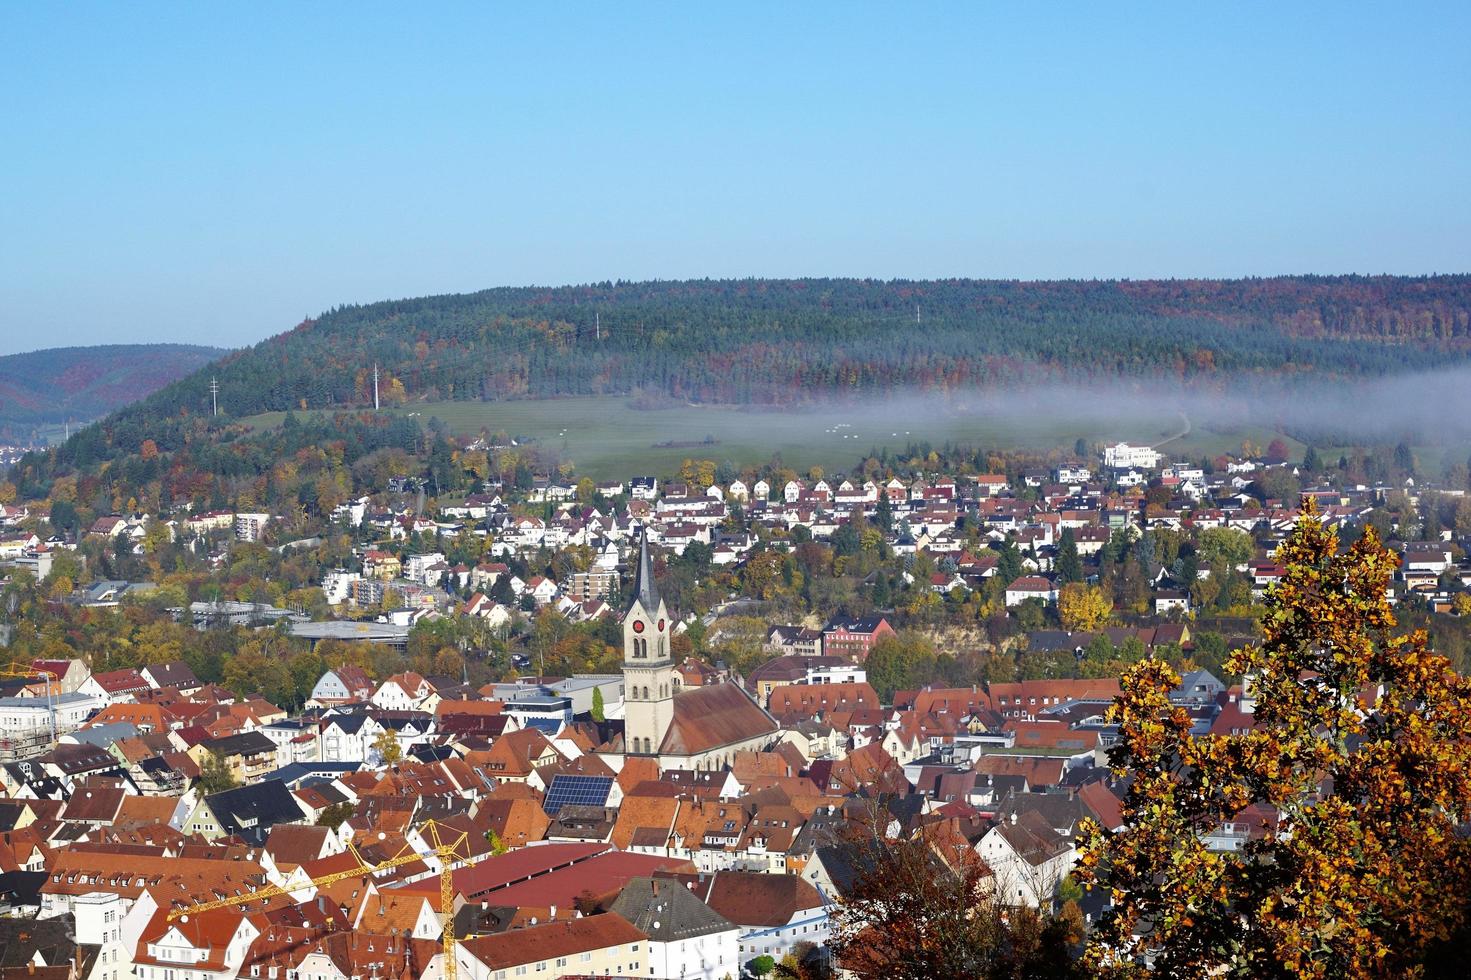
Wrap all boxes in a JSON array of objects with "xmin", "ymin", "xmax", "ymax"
[
  {"xmin": 30, "ymin": 658, "xmax": 89, "ymax": 694},
  {"xmin": 1004, "ymin": 576, "xmax": 1058, "ymax": 607},
  {"xmin": 1153, "ymin": 589, "xmax": 1191, "ymax": 615},
  {"xmin": 140, "ymin": 660, "xmax": 201, "ymax": 695},
  {"xmin": 1103, "ymin": 443, "xmax": 1162, "ymax": 470},
  {"xmin": 976, "ymin": 810, "xmax": 1075, "ymax": 907},
  {"xmin": 134, "ymin": 908, "xmax": 261, "ymax": 980},
  {"xmin": 607, "ymin": 876, "xmax": 740, "ymax": 980},
  {"xmin": 184, "ymin": 780, "xmax": 309, "ymax": 843},
  {"xmin": 318, "ymin": 713, "xmax": 386, "ymax": 764},
  {"xmin": 363, "ymin": 550, "xmax": 402, "ymax": 580},
  {"xmin": 190, "ymin": 730, "xmax": 279, "ymax": 784},
  {"xmin": 372, "ymin": 672, "xmax": 436, "ymax": 711},
  {"xmin": 630, "ymin": 476, "xmax": 659, "ymax": 500},
  {"xmin": 79, "ymin": 668, "xmax": 151, "ymax": 704},
  {"xmin": 308, "ymin": 666, "xmax": 375, "ymax": 707},
  {"xmin": 457, "ymin": 912, "xmax": 648, "ymax": 980},
  {"xmin": 680, "ymin": 869, "xmax": 830, "ymax": 966},
  {"xmin": 820, "ymin": 616, "xmax": 896, "ymax": 663}
]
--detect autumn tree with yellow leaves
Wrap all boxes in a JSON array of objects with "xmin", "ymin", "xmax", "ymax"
[
  {"xmin": 1077, "ymin": 498, "xmax": 1471, "ymax": 978},
  {"xmin": 1058, "ymin": 582, "xmax": 1113, "ymax": 631}
]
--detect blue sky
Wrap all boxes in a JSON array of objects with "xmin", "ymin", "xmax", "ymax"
[{"xmin": 1, "ymin": 2, "xmax": 1467, "ymax": 354}]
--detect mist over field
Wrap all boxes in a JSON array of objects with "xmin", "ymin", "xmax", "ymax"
[{"xmin": 822, "ymin": 365, "xmax": 1471, "ymax": 455}]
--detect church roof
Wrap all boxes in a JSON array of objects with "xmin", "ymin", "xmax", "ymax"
[
  {"xmin": 629, "ymin": 532, "xmax": 661, "ymax": 613},
  {"xmin": 659, "ymin": 683, "xmax": 778, "ymax": 757}
]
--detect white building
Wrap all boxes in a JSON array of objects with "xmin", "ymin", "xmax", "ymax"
[
  {"xmin": 608, "ymin": 877, "xmax": 741, "ymax": 980},
  {"xmin": 976, "ymin": 811, "xmax": 1076, "ymax": 908},
  {"xmin": 1102, "ymin": 442, "xmax": 1162, "ymax": 470},
  {"xmin": 322, "ymin": 568, "xmax": 361, "ymax": 605},
  {"xmin": 234, "ymin": 512, "xmax": 270, "ymax": 542}
]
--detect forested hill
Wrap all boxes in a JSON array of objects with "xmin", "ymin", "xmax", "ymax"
[
  {"xmin": 0, "ymin": 344, "xmax": 224, "ymax": 440},
  {"xmin": 12, "ymin": 275, "xmax": 1471, "ymax": 498},
  {"xmin": 115, "ymin": 276, "xmax": 1471, "ymax": 422}
]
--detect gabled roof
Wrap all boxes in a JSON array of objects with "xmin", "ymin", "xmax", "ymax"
[
  {"xmin": 679, "ymin": 869, "xmax": 825, "ymax": 927},
  {"xmin": 459, "ymin": 912, "xmax": 645, "ymax": 969},
  {"xmin": 143, "ymin": 660, "xmax": 200, "ymax": 689},
  {"xmin": 204, "ymin": 781, "xmax": 305, "ymax": 841},
  {"xmin": 608, "ymin": 875, "xmax": 734, "ymax": 941},
  {"xmin": 660, "ymin": 683, "xmax": 778, "ymax": 757}
]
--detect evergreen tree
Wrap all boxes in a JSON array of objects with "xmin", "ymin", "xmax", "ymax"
[
  {"xmin": 873, "ymin": 493, "xmax": 894, "ymax": 533},
  {"xmin": 1302, "ymin": 444, "xmax": 1321, "ymax": 472},
  {"xmin": 1395, "ymin": 440, "xmax": 1416, "ymax": 474},
  {"xmin": 1056, "ymin": 528, "xmax": 1083, "ymax": 584},
  {"xmin": 995, "ymin": 538, "xmax": 1023, "ymax": 585}
]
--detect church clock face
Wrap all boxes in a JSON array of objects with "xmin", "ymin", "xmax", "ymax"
[{"xmin": 632, "ymin": 620, "xmax": 645, "ymax": 634}]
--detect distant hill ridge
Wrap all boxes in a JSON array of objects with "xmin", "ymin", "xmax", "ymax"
[
  {"xmin": 0, "ymin": 343, "xmax": 225, "ymax": 440},
  {"xmin": 109, "ymin": 275, "xmax": 1471, "ymax": 425}
]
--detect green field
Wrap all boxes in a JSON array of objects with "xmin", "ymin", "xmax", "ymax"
[{"xmin": 243, "ymin": 395, "xmax": 1310, "ymax": 479}]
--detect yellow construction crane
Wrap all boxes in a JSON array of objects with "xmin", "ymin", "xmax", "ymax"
[
  {"xmin": 167, "ymin": 818, "xmax": 470, "ymax": 980},
  {"xmin": 0, "ymin": 661, "xmax": 60, "ymax": 745}
]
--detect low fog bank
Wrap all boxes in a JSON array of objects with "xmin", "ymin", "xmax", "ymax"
[{"xmin": 816, "ymin": 366, "xmax": 1471, "ymax": 452}]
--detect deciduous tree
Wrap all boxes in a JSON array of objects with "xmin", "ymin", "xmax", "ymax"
[
  {"xmin": 1078, "ymin": 499, "xmax": 1471, "ymax": 978},
  {"xmin": 1058, "ymin": 582, "xmax": 1112, "ymax": 631}
]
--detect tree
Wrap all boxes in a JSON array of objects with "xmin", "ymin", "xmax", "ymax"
[
  {"xmin": 1056, "ymin": 528, "xmax": 1083, "ymax": 585},
  {"xmin": 197, "ymin": 750, "xmax": 239, "ymax": 795},
  {"xmin": 590, "ymin": 684, "xmax": 606, "ymax": 722},
  {"xmin": 995, "ymin": 539, "xmax": 1023, "ymax": 587},
  {"xmin": 372, "ymin": 728, "xmax": 403, "ymax": 766},
  {"xmin": 1078, "ymin": 499, "xmax": 1471, "ymax": 978},
  {"xmin": 315, "ymin": 801, "xmax": 356, "ymax": 829},
  {"xmin": 1264, "ymin": 437, "xmax": 1290, "ymax": 464},
  {"xmin": 828, "ymin": 832, "xmax": 1084, "ymax": 980},
  {"xmin": 1395, "ymin": 440, "xmax": 1417, "ymax": 474},
  {"xmin": 873, "ymin": 492, "xmax": 893, "ymax": 533},
  {"xmin": 747, "ymin": 956, "xmax": 776, "ymax": 978},
  {"xmin": 1058, "ymin": 582, "xmax": 1110, "ymax": 631},
  {"xmin": 1301, "ymin": 445, "xmax": 1321, "ymax": 472},
  {"xmin": 1196, "ymin": 526, "xmax": 1253, "ymax": 567}
]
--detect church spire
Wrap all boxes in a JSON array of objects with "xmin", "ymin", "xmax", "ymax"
[{"xmin": 630, "ymin": 529, "xmax": 661, "ymax": 613}]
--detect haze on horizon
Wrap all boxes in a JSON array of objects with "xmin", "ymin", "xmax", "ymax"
[{"xmin": 2, "ymin": 2, "xmax": 1469, "ymax": 356}]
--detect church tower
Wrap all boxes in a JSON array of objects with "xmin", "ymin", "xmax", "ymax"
[{"xmin": 622, "ymin": 532, "xmax": 676, "ymax": 757}]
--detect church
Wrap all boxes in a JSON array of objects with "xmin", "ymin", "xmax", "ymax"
[{"xmin": 620, "ymin": 534, "xmax": 778, "ymax": 771}]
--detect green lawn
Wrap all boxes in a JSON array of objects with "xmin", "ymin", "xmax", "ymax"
[{"xmin": 242, "ymin": 396, "xmax": 1302, "ymax": 480}]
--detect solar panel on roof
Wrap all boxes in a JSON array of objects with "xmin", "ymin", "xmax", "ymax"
[{"xmin": 542, "ymin": 774, "xmax": 613, "ymax": 815}]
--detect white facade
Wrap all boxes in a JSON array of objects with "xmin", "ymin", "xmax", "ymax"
[
  {"xmin": 646, "ymin": 928, "xmax": 741, "ymax": 980},
  {"xmin": 736, "ymin": 907, "xmax": 831, "ymax": 968},
  {"xmin": 1103, "ymin": 443, "xmax": 1162, "ymax": 470},
  {"xmin": 976, "ymin": 822, "xmax": 1076, "ymax": 908},
  {"xmin": 234, "ymin": 512, "xmax": 270, "ymax": 542},
  {"xmin": 322, "ymin": 569, "xmax": 361, "ymax": 605}
]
